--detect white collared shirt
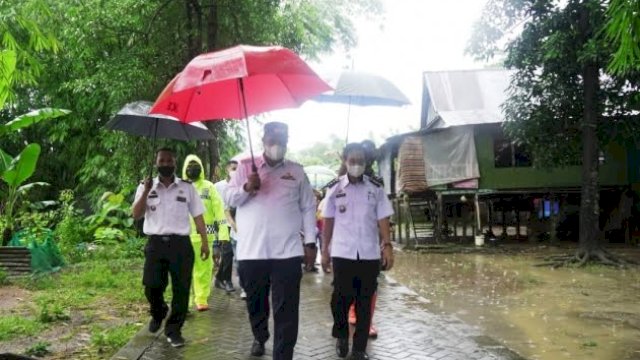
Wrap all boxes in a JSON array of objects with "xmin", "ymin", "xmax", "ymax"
[
  {"xmin": 225, "ymin": 155, "xmax": 317, "ymax": 260},
  {"xmin": 322, "ymin": 175, "xmax": 394, "ymax": 260},
  {"xmin": 215, "ymin": 178, "xmax": 236, "ymax": 238},
  {"xmin": 214, "ymin": 179, "xmax": 228, "ymax": 205},
  {"xmin": 134, "ymin": 177, "xmax": 205, "ymax": 236}
]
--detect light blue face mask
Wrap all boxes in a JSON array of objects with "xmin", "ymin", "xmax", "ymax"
[
  {"xmin": 347, "ymin": 164, "xmax": 364, "ymax": 177},
  {"xmin": 265, "ymin": 144, "xmax": 286, "ymax": 161}
]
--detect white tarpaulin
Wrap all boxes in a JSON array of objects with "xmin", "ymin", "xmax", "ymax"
[{"xmin": 421, "ymin": 126, "xmax": 479, "ymax": 187}]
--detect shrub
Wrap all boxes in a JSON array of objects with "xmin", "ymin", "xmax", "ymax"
[
  {"xmin": 25, "ymin": 341, "xmax": 51, "ymax": 357},
  {"xmin": 0, "ymin": 268, "xmax": 8, "ymax": 286},
  {"xmin": 38, "ymin": 303, "xmax": 70, "ymax": 323},
  {"xmin": 90, "ymin": 323, "xmax": 139, "ymax": 353}
]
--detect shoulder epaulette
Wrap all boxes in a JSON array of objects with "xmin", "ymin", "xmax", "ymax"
[
  {"xmin": 322, "ymin": 177, "xmax": 340, "ymax": 190},
  {"xmin": 370, "ymin": 176, "xmax": 384, "ymax": 188},
  {"xmin": 181, "ymin": 178, "xmax": 192, "ymax": 184}
]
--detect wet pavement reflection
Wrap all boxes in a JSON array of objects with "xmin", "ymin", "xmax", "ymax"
[{"xmin": 389, "ymin": 247, "xmax": 640, "ymax": 360}]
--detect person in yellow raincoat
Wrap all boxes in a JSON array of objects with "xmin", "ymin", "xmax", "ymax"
[{"xmin": 182, "ymin": 154, "xmax": 229, "ymax": 311}]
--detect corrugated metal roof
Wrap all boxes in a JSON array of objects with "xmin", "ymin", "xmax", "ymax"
[{"xmin": 421, "ymin": 69, "xmax": 514, "ymax": 130}]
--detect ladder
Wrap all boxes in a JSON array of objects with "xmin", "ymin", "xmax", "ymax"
[{"xmin": 407, "ymin": 199, "xmax": 436, "ymax": 243}]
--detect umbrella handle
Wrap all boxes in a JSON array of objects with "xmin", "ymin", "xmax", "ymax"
[
  {"xmin": 148, "ymin": 121, "xmax": 158, "ymax": 180},
  {"xmin": 240, "ymin": 78, "xmax": 260, "ymax": 188}
]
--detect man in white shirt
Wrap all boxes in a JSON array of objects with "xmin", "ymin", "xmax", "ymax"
[
  {"xmin": 225, "ymin": 122, "xmax": 316, "ymax": 360},
  {"xmin": 132, "ymin": 148, "xmax": 211, "ymax": 348},
  {"xmin": 321, "ymin": 143, "xmax": 394, "ymax": 360},
  {"xmin": 213, "ymin": 159, "xmax": 239, "ymax": 293}
]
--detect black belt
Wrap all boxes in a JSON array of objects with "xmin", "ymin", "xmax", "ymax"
[{"xmin": 149, "ymin": 234, "xmax": 189, "ymax": 242}]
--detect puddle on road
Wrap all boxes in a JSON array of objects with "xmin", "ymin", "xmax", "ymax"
[{"xmin": 389, "ymin": 249, "xmax": 640, "ymax": 360}]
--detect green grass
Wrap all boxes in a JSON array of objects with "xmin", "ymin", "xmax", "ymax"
[
  {"xmin": 518, "ymin": 273, "xmax": 544, "ymax": 287},
  {"xmin": 25, "ymin": 259, "xmax": 145, "ymax": 318},
  {"xmin": 0, "ymin": 316, "xmax": 43, "ymax": 341},
  {"xmin": 25, "ymin": 341, "xmax": 51, "ymax": 357},
  {"xmin": 0, "ymin": 268, "xmax": 8, "ymax": 286},
  {"xmin": 90, "ymin": 323, "xmax": 139, "ymax": 354},
  {"xmin": 38, "ymin": 303, "xmax": 71, "ymax": 323},
  {"xmin": 0, "ymin": 257, "xmax": 146, "ymax": 358}
]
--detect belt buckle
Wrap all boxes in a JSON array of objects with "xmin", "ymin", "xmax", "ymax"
[{"xmin": 160, "ymin": 236, "xmax": 171, "ymax": 242}]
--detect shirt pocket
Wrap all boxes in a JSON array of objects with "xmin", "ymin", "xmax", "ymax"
[
  {"xmin": 279, "ymin": 179, "xmax": 299, "ymax": 202},
  {"xmin": 147, "ymin": 196, "xmax": 161, "ymax": 210}
]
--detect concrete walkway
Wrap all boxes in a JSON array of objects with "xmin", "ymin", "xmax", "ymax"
[{"xmin": 112, "ymin": 270, "xmax": 524, "ymax": 360}]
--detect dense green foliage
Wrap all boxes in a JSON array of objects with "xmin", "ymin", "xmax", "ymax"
[
  {"xmin": 469, "ymin": 0, "xmax": 640, "ymax": 168},
  {"xmin": 604, "ymin": 0, "xmax": 640, "ymax": 75},
  {"xmin": 0, "ymin": 0, "xmax": 380, "ymax": 255}
]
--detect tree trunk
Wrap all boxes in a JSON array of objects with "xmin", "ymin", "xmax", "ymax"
[
  {"xmin": 205, "ymin": 0, "xmax": 221, "ymax": 176},
  {"xmin": 578, "ymin": 62, "xmax": 600, "ymax": 253},
  {"xmin": 578, "ymin": 6, "xmax": 601, "ymax": 255},
  {"xmin": 2, "ymin": 227, "xmax": 11, "ymax": 247},
  {"xmin": 206, "ymin": 0, "xmax": 218, "ymax": 51}
]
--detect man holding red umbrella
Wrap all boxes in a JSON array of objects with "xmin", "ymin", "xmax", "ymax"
[{"xmin": 225, "ymin": 122, "xmax": 317, "ymax": 359}]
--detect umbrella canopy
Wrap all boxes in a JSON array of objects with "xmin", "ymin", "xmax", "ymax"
[
  {"xmin": 149, "ymin": 45, "xmax": 332, "ymax": 123},
  {"xmin": 314, "ymin": 71, "xmax": 410, "ymax": 106},
  {"xmin": 106, "ymin": 101, "xmax": 214, "ymax": 141}
]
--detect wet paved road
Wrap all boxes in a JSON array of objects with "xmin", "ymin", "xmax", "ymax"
[{"xmin": 112, "ymin": 270, "xmax": 524, "ymax": 360}]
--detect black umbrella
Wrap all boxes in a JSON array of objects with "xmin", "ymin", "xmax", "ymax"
[
  {"xmin": 106, "ymin": 101, "xmax": 214, "ymax": 141},
  {"xmin": 106, "ymin": 101, "xmax": 214, "ymax": 177}
]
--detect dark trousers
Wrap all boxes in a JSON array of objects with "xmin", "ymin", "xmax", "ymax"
[
  {"xmin": 215, "ymin": 241, "xmax": 234, "ymax": 283},
  {"xmin": 331, "ymin": 257, "xmax": 380, "ymax": 352},
  {"xmin": 143, "ymin": 235, "xmax": 194, "ymax": 337},
  {"xmin": 238, "ymin": 257, "xmax": 303, "ymax": 360}
]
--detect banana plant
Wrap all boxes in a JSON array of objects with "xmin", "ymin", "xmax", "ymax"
[{"xmin": 1, "ymin": 109, "xmax": 70, "ymax": 245}]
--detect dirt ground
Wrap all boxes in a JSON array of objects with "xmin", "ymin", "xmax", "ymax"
[{"xmin": 388, "ymin": 244, "xmax": 640, "ymax": 360}]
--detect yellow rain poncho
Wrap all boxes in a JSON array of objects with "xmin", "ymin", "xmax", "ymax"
[{"xmin": 182, "ymin": 154, "xmax": 229, "ymax": 307}]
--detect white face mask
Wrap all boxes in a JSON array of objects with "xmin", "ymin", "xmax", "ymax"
[
  {"xmin": 347, "ymin": 164, "xmax": 364, "ymax": 178},
  {"xmin": 228, "ymin": 170, "xmax": 236, "ymax": 179},
  {"xmin": 265, "ymin": 144, "xmax": 286, "ymax": 161}
]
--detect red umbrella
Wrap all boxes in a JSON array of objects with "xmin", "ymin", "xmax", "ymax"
[{"xmin": 150, "ymin": 45, "xmax": 331, "ymax": 168}]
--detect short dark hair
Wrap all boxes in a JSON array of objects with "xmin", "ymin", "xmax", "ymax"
[
  {"xmin": 342, "ymin": 143, "xmax": 365, "ymax": 160},
  {"xmin": 226, "ymin": 159, "xmax": 238, "ymax": 166},
  {"xmin": 156, "ymin": 147, "xmax": 176, "ymax": 158}
]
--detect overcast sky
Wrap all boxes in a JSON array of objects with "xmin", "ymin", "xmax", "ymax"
[{"xmin": 246, "ymin": 0, "xmax": 490, "ymax": 153}]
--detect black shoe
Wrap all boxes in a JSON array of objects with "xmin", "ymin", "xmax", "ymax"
[
  {"xmin": 148, "ymin": 318, "xmax": 162, "ymax": 333},
  {"xmin": 349, "ymin": 351, "xmax": 369, "ymax": 360},
  {"xmin": 167, "ymin": 333, "xmax": 186, "ymax": 348},
  {"xmin": 214, "ymin": 279, "xmax": 225, "ymax": 290},
  {"xmin": 250, "ymin": 339, "xmax": 265, "ymax": 356},
  {"xmin": 336, "ymin": 338, "xmax": 349, "ymax": 358},
  {"xmin": 224, "ymin": 281, "xmax": 236, "ymax": 293},
  {"xmin": 148, "ymin": 304, "xmax": 168, "ymax": 333}
]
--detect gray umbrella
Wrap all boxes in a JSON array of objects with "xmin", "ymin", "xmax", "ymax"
[
  {"xmin": 314, "ymin": 71, "xmax": 410, "ymax": 106},
  {"xmin": 106, "ymin": 101, "xmax": 214, "ymax": 141},
  {"xmin": 313, "ymin": 71, "xmax": 410, "ymax": 142}
]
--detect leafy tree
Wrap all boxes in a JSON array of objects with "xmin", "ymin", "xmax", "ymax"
[
  {"xmin": 289, "ymin": 134, "xmax": 345, "ymax": 171},
  {"xmin": 0, "ymin": 0, "xmax": 59, "ymax": 106},
  {"xmin": 604, "ymin": 0, "xmax": 640, "ymax": 75},
  {"xmin": 8, "ymin": 0, "xmax": 380, "ymax": 205},
  {"xmin": 0, "ymin": 1, "xmax": 69, "ymax": 245},
  {"xmin": 468, "ymin": 0, "xmax": 640, "ymax": 266}
]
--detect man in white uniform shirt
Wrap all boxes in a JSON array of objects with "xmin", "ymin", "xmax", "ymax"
[
  {"xmin": 225, "ymin": 122, "xmax": 317, "ymax": 360},
  {"xmin": 132, "ymin": 148, "xmax": 211, "ymax": 348},
  {"xmin": 321, "ymin": 143, "xmax": 394, "ymax": 360}
]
